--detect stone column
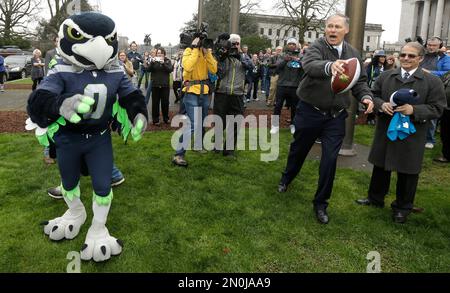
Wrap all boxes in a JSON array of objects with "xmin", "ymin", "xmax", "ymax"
[
  {"xmin": 434, "ymin": 0, "xmax": 445, "ymax": 37},
  {"xmin": 421, "ymin": 0, "xmax": 431, "ymax": 38}
]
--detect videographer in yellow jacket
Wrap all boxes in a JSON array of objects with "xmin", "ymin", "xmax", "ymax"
[{"xmin": 173, "ymin": 37, "xmax": 217, "ymax": 167}]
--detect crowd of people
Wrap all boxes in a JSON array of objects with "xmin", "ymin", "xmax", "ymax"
[{"xmin": 26, "ymin": 12, "xmax": 449, "ymax": 226}]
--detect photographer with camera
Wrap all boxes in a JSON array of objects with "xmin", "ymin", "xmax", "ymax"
[
  {"xmin": 213, "ymin": 33, "xmax": 253, "ymax": 157},
  {"xmin": 172, "ymin": 24, "xmax": 218, "ymax": 167},
  {"xmin": 148, "ymin": 48, "xmax": 174, "ymax": 126},
  {"xmin": 270, "ymin": 38, "xmax": 305, "ymax": 135}
]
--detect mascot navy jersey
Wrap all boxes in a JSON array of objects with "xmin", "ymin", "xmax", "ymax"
[{"xmin": 39, "ymin": 60, "xmax": 136, "ymax": 133}]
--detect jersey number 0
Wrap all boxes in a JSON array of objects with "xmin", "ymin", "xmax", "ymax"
[{"xmin": 83, "ymin": 84, "xmax": 108, "ymax": 120}]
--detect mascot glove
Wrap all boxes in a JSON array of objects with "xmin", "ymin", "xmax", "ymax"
[
  {"xmin": 25, "ymin": 118, "xmax": 48, "ymax": 136},
  {"xmin": 59, "ymin": 94, "xmax": 95, "ymax": 124},
  {"xmin": 131, "ymin": 113, "xmax": 147, "ymax": 142}
]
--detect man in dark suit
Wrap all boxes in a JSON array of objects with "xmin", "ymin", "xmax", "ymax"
[
  {"xmin": 277, "ymin": 14, "xmax": 374, "ymax": 224},
  {"xmin": 356, "ymin": 42, "xmax": 447, "ymax": 224}
]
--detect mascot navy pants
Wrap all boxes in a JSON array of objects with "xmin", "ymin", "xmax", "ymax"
[{"xmin": 54, "ymin": 129, "xmax": 113, "ymax": 197}]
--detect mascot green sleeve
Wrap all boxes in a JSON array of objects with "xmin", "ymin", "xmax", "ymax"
[{"xmin": 26, "ymin": 12, "xmax": 148, "ymax": 262}]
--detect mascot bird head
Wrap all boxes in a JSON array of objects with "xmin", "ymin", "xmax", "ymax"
[{"xmin": 57, "ymin": 12, "xmax": 118, "ymax": 70}]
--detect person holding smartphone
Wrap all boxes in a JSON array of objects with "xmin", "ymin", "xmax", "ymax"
[{"xmin": 148, "ymin": 48, "xmax": 173, "ymax": 125}]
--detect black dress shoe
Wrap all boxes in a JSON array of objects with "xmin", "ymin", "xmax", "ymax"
[
  {"xmin": 392, "ymin": 212, "xmax": 407, "ymax": 224},
  {"xmin": 278, "ymin": 183, "xmax": 288, "ymax": 193},
  {"xmin": 355, "ymin": 198, "xmax": 384, "ymax": 208},
  {"xmin": 315, "ymin": 209, "xmax": 329, "ymax": 224}
]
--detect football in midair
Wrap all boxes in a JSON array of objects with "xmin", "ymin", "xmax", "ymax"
[{"xmin": 331, "ymin": 57, "xmax": 361, "ymax": 94}]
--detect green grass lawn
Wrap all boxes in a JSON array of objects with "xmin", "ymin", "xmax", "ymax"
[
  {"xmin": 6, "ymin": 78, "xmax": 32, "ymax": 85},
  {"xmin": 0, "ymin": 126, "xmax": 449, "ymax": 273}
]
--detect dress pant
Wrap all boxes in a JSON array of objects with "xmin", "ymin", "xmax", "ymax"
[
  {"xmin": 368, "ymin": 165, "xmax": 419, "ymax": 213},
  {"xmin": 281, "ymin": 101, "xmax": 347, "ymax": 210},
  {"xmin": 151, "ymin": 86, "xmax": 170, "ymax": 123},
  {"xmin": 440, "ymin": 109, "xmax": 450, "ymax": 160}
]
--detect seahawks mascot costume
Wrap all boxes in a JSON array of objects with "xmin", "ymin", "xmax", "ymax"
[{"xmin": 26, "ymin": 13, "xmax": 148, "ymax": 262}]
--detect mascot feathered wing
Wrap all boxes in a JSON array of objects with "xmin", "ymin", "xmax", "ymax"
[{"xmin": 27, "ymin": 13, "xmax": 148, "ymax": 262}]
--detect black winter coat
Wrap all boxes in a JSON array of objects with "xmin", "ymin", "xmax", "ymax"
[
  {"xmin": 368, "ymin": 68, "xmax": 446, "ymax": 174},
  {"xmin": 148, "ymin": 58, "xmax": 173, "ymax": 88}
]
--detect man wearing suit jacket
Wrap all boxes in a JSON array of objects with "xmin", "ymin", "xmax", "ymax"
[
  {"xmin": 356, "ymin": 42, "xmax": 447, "ymax": 224},
  {"xmin": 277, "ymin": 14, "xmax": 374, "ymax": 224}
]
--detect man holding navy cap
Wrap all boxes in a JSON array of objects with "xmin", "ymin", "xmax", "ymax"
[{"xmin": 356, "ymin": 42, "xmax": 446, "ymax": 224}]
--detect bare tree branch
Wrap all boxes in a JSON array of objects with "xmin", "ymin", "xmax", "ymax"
[
  {"xmin": 0, "ymin": 0, "xmax": 41, "ymax": 39},
  {"xmin": 240, "ymin": 0, "xmax": 259, "ymax": 14},
  {"xmin": 274, "ymin": 0, "xmax": 341, "ymax": 44}
]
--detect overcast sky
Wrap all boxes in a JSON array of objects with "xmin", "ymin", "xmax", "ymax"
[{"xmin": 96, "ymin": 0, "xmax": 402, "ymax": 46}]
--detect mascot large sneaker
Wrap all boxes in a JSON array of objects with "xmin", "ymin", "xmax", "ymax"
[
  {"xmin": 80, "ymin": 193, "xmax": 123, "ymax": 262},
  {"xmin": 42, "ymin": 184, "xmax": 87, "ymax": 241}
]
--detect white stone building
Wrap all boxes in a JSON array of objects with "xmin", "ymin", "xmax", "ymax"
[
  {"xmin": 118, "ymin": 36, "xmax": 129, "ymax": 51},
  {"xmin": 248, "ymin": 14, "xmax": 384, "ymax": 53},
  {"xmin": 398, "ymin": 0, "xmax": 450, "ymax": 45}
]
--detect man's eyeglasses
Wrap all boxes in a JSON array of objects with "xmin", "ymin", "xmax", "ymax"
[
  {"xmin": 399, "ymin": 53, "xmax": 420, "ymax": 59},
  {"xmin": 232, "ymin": 42, "xmax": 240, "ymax": 46}
]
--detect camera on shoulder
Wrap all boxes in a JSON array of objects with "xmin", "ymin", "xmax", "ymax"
[
  {"xmin": 214, "ymin": 33, "xmax": 232, "ymax": 60},
  {"xmin": 179, "ymin": 22, "xmax": 214, "ymax": 50}
]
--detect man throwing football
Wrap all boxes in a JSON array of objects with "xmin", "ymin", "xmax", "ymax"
[{"xmin": 276, "ymin": 14, "xmax": 374, "ymax": 224}]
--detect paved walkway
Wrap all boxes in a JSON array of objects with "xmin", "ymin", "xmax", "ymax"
[
  {"xmin": 0, "ymin": 88, "xmax": 271, "ymax": 112},
  {"xmin": 0, "ymin": 89, "xmax": 373, "ymax": 172},
  {"xmin": 0, "ymin": 90, "xmax": 30, "ymax": 111}
]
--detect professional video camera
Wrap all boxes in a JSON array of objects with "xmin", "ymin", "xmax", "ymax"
[
  {"xmin": 179, "ymin": 22, "xmax": 214, "ymax": 49},
  {"xmin": 211, "ymin": 33, "xmax": 230, "ymax": 60},
  {"xmin": 405, "ymin": 36, "xmax": 424, "ymax": 46},
  {"xmin": 213, "ymin": 33, "xmax": 244, "ymax": 60}
]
